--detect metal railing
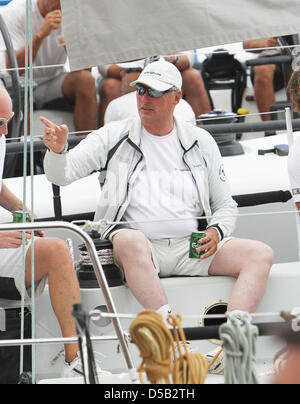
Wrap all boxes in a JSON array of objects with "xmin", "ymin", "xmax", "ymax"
[{"xmin": 0, "ymin": 221, "xmax": 136, "ymax": 378}]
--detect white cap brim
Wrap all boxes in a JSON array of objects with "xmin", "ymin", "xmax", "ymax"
[{"xmin": 130, "ymin": 77, "xmax": 173, "ymax": 92}]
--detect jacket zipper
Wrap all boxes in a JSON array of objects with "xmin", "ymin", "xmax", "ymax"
[{"xmin": 103, "ymin": 149, "xmax": 144, "ymax": 238}]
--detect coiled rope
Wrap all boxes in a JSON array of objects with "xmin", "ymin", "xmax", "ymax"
[
  {"xmin": 219, "ymin": 311, "xmax": 259, "ymax": 384},
  {"xmin": 129, "ymin": 310, "xmax": 209, "ymax": 384}
]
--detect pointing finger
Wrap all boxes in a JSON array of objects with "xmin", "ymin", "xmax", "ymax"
[{"xmin": 40, "ymin": 116, "xmax": 59, "ymax": 130}]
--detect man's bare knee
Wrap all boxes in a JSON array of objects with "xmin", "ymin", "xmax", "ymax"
[
  {"xmin": 26, "ymin": 238, "xmax": 72, "ymax": 286},
  {"xmin": 112, "ymin": 230, "xmax": 151, "ymax": 263},
  {"xmin": 34, "ymin": 238, "xmax": 72, "ymax": 268},
  {"xmin": 238, "ymin": 240, "xmax": 274, "ymax": 278},
  {"xmin": 254, "ymin": 65, "xmax": 275, "ymax": 85},
  {"xmin": 64, "ymin": 70, "xmax": 96, "ymax": 100},
  {"xmin": 252, "ymin": 241, "xmax": 274, "ymax": 272},
  {"xmin": 100, "ymin": 78, "xmax": 122, "ymax": 100}
]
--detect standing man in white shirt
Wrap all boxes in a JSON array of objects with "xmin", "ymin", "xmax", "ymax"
[
  {"xmin": 42, "ymin": 60, "xmax": 274, "ymax": 326},
  {"xmin": 0, "ymin": 0, "xmax": 98, "ymax": 134}
]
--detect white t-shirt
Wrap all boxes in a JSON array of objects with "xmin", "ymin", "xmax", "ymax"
[
  {"xmin": 0, "ymin": 0, "xmax": 67, "ymax": 84},
  {"xmin": 0, "ymin": 135, "xmax": 6, "ymax": 192},
  {"xmin": 288, "ymin": 136, "xmax": 300, "ymax": 203},
  {"xmin": 123, "ymin": 126, "xmax": 202, "ymax": 239},
  {"xmin": 104, "ymin": 91, "xmax": 196, "ymax": 125}
]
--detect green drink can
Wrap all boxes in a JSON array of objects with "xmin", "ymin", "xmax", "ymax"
[
  {"xmin": 13, "ymin": 211, "xmax": 30, "ymax": 223},
  {"xmin": 189, "ymin": 232, "xmax": 206, "ymax": 259}
]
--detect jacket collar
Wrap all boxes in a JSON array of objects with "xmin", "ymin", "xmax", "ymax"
[
  {"xmin": 127, "ymin": 118, "xmax": 143, "ymax": 148},
  {"xmin": 175, "ymin": 118, "xmax": 198, "ymax": 151}
]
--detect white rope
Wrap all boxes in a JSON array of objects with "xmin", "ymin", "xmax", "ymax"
[
  {"xmin": 4, "ymin": 102, "xmax": 290, "ymax": 143},
  {"xmin": 219, "ymin": 311, "xmax": 259, "ymax": 384},
  {"xmin": 6, "ymin": 129, "xmax": 91, "ymax": 142},
  {"xmin": 0, "ymin": 63, "xmax": 66, "ymax": 73},
  {"xmin": 78, "ymin": 209, "xmax": 299, "ymax": 233},
  {"xmin": 90, "ymin": 310, "xmax": 285, "ymax": 322},
  {"xmin": 196, "ymin": 110, "xmax": 287, "ymax": 123},
  {"xmin": 0, "ymin": 43, "xmax": 296, "ymax": 76},
  {"xmin": 192, "ymin": 44, "xmax": 300, "ymax": 55}
]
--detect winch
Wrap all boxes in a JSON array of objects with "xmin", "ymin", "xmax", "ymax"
[{"xmin": 77, "ymin": 232, "xmax": 123, "ymax": 288}]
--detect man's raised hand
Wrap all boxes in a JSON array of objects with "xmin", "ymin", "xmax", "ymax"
[
  {"xmin": 41, "ymin": 116, "xmax": 69, "ymax": 154},
  {"xmin": 37, "ymin": 10, "xmax": 62, "ymax": 39}
]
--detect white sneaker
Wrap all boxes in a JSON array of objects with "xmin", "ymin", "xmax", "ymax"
[
  {"xmin": 173, "ymin": 340, "xmax": 198, "ymax": 358},
  {"xmin": 61, "ymin": 351, "xmax": 112, "ymax": 379},
  {"xmin": 205, "ymin": 347, "xmax": 224, "ymax": 375}
]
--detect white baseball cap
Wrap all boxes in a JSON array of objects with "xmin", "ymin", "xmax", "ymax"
[{"xmin": 130, "ymin": 60, "xmax": 182, "ymax": 91}]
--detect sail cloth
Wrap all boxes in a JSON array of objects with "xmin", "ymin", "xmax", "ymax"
[{"xmin": 61, "ymin": 0, "xmax": 300, "ymax": 71}]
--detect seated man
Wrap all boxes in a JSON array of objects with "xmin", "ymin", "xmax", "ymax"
[
  {"xmin": 288, "ymin": 76, "xmax": 300, "ymax": 207},
  {"xmin": 285, "ymin": 84, "xmax": 300, "ymax": 384},
  {"xmin": 98, "ymin": 52, "xmax": 211, "ymax": 126},
  {"xmin": 42, "ymin": 60, "xmax": 274, "ymax": 369},
  {"xmin": 98, "ymin": 60, "xmax": 145, "ymax": 127},
  {"xmin": 104, "ymin": 62, "xmax": 196, "ymax": 125},
  {"xmin": 0, "ymin": 84, "xmax": 92, "ymax": 378},
  {"xmin": 243, "ymin": 37, "xmax": 288, "ymax": 136},
  {"xmin": 287, "ymin": 67, "xmax": 300, "ymax": 114},
  {"xmin": 0, "ymin": 0, "xmax": 98, "ymax": 134}
]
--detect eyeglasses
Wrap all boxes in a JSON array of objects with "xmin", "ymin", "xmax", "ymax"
[
  {"xmin": 0, "ymin": 112, "xmax": 14, "ymax": 128},
  {"xmin": 136, "ymin": 84, "xmax": 175, "ymax": 98}
]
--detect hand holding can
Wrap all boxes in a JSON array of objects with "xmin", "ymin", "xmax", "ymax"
[{"xmin": 189, "ymin": 232, "xmax": 206, "ymax": 259}]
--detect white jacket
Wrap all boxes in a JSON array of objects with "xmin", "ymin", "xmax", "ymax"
[{"xmin": 44, "ymin": 117, "xmax": 237, "ymax": 239}]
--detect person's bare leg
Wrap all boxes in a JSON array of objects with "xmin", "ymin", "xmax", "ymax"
[
  {"xmin": 253, "ymin": 65, "xmax": 276, "ymax": 123},
  {"xmin": 25, "ymin": 238, "xmax": 81, "ymax": 362},
  {"xmin": 208, "ymin": 239, "xmax": 274, "ymax": 312},
  {"xmin": 182, "ymin": 68, "xmax": 212, "ymax": 117},
  {"xmin": 98, "ymin": 78, "xmax": 122, "ymax": 127},
  {"xmin": 62, "ymin": 70, "xmax": 98, "ymax": 134},
  {"xmin": 112, "ymin": 230, "xmax": 168, "ymax": 309}
]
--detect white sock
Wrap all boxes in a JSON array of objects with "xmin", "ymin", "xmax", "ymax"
[{"xmin": 157, "ymin": 304, "xmax": 172, "ymax": 328}]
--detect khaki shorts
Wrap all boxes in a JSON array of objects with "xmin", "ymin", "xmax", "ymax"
[
  {"xmin": 0, "ymin": 239, "xmax": 47, "ymax": 302},
  {"xmin": 33, "ymin": 72, "xmax": 68, "ymax": 109},
  {"xmin": 110, "ymin": 229, "xmax": 232, "ymax": 278}
]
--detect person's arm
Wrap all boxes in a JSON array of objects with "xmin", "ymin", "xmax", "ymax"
[
  {"xmin": 243, "ymin": 38, "xmax": 279, "ymax": 52},
  {"xmin": 106, "ymin": 65, "xmax": 124, "ymax": 79},
  {"xmin": 164, "ymin": 54, "xmax": 191, "ymax": 72},
  {"xmin": 0, "ymin": 181, "xmax": 45, "ymax": 235},
  {"xmin": 0, "ymin": 182, "xmax": 27, "ymax": 214},
  {"xmin": 0, "ymin": 231, "xmax": 31, "ymax": 249},
  {"xmin": 41, "ymin": 117, "xmax": 109, "ymax": 186},
  {"xmin": 288, "ymin": 140, "xmax": 300, "ymax": 214},
  {"xmin": 187, "ymin": 129, "xmax": 237, "ymax": 260},
  {"xmin": 5, "ymin": 10, "xmax": 63, "ymax": 71},
  {"xmin": 203, "ymin": 131, "xmax": 238, "ymax": 237}
]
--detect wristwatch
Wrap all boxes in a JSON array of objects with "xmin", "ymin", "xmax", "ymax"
[{"xmin": 206, "ymin": 224, "xmax": 224, "ymax": 241}]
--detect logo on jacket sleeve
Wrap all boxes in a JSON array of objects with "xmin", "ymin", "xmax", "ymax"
[{"xmin": 219, "ymin": 164, "xmax": 227, "ymax": 182}]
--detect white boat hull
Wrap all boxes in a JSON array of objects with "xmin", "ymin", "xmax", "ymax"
[{"xmin": 35, "ymin": 261, "xmax": 300, "ymax": 381}]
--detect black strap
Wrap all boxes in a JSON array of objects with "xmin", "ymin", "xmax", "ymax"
[{"xmin": 52, "ymin": 184, "xmax": 63, "ymax": 221}]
